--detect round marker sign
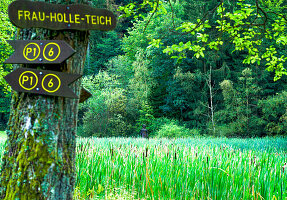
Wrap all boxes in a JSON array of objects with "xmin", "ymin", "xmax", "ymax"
[
  {"xmin": 4, "ymin": 68, "xmax": 81, "ymax": 98},
  {"xmin": 42, "ymin": 74, "xmax": 61, "ymax": 93},
  {"xmin": 23, "ymin": 43, "xmax": 41, "ymax": 61},
  {"xmin": 43, "ymin": 43, "xmax": 61, "ymax": 62},
  {"xmin": 4, "ymin": 40, "xmax": 76, "ymax": 64},
  {"xmin": 19, "ymin": 71, "xmax": 38, "ymax": 90}
]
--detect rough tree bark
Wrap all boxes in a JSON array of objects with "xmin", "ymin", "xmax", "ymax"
[{"xmin": 0, "ymin": 0, "xmax": 90, "ymax": 199}]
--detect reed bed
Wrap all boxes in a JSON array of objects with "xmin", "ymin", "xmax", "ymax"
[{"xmin": 75, "ymin": 137, "xmax": 287, "ymax": 200}]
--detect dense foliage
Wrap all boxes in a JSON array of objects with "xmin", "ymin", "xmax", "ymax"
[
  {"xmin": 78, "ymin": 0, "xmax": 287, "ymax": 138},
  {"xmin": 0, "ymin": 0, "xmax": 14, "ymax": 129},
  {"xmin": 1, "ymin": 0, "xmax": 286, "ymax": 137}
]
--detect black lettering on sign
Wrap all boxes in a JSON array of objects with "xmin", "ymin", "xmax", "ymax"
[
  {"xmin": 4, "ymin": 68, "xmax": 81, "ymax": 99},
  {"xmin": 4, "ymin": 40, "xmax": 75, "ymax": 64},
  {"xmin": 8, "ymin": 1, "xmax": 116, "ymax": 31}
]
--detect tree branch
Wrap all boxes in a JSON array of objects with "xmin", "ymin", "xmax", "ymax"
[
  {"xmin": 268, "ymin": 11, "xmax": 287, "ymax": 21},
  {"xmin": 255, "ymin": 0, "xmax": 268, "ymax": 31},
  {"xmin": 143, "ymin": 0, "xmax": 160, "ymax": 33},
  {"xmin": 168, "ymin": 0, "xmax": 175, "ymax": 29},
  {"xmin": 181, "ymin": 0, "xmax": 224, "ymax": 36}
]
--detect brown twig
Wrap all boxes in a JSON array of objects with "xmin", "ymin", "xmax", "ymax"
[
  {"xmin": 255, "ymin": 0, "xmax": 268, "ymax": 31},
  {"xmin": 168, "ymin": 0, "xmax": 175, "ymax": 29},
  {"xmin": 180, "ymin": 0, "xmax": 224, "ymax": 36},
  {"xmin": 143, "ymin": 0, "xmax": 160, "ymax": 33},
  {"xmin": 268, "ymin": 11, "xmax": 287, "ymax": 21}
]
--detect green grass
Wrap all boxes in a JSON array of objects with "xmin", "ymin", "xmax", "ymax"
[
  {"xmin": 0, "ymin": 131, "xmax": 6, "ymax": 139},
  {"xmin": 0, "ymin": 131, "xmax": 6, "ymax": 146},
  {"xmin": 0, "ymin": 132, "xmax": 6, "ymax": 163},
  {"xmin": 74, "ymin": 137, "xmax": 287, "ymax": 199},
  {"xmin": 0, "ymin": 136, "xmax": 286, "ymax": 199}
]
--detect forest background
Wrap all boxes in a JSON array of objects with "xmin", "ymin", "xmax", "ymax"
[{"xmin": 0, "ymin": 0, "xmax": 287, "ymax": 138}]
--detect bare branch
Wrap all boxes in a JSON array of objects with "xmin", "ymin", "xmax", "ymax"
[
  {"xmin": 181, "ymin": 0, "xmax": 224, "ymax": 36},
  {"xmin": 168, "ymin": 0, "xmax": 175, "ymax": 29},
  {"xmin": 143, "ymin": 0, "xmax": 160, "ymax": 33},
  {"xmin": 268, "ymin": 11, "xmax": 287, "ymax": 21},
  {"xmin": 255, "ymin": 0, "xmax": 268, "ymax": 31}
]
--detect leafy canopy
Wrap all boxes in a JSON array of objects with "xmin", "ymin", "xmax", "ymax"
[
  {"xmin": 119, "ymin": 0, "xmax": 287, "ymax": 81},
  {"xmin": 0, "ymin": 0, "xmax": 15, "ymax": 92}
]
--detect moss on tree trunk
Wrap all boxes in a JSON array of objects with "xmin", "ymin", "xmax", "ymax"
[{"xmin": 0, "ymin": 1, "xmax": 89, "ymax": 199}]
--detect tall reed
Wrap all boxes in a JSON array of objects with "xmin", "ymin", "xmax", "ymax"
[{"xmin": 75, "ymin": 137, "xmax": 287, "ymax": 199}]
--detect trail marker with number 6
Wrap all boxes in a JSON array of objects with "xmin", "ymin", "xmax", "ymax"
[
  {"xmin": 4, "ymin": 40, "xmax": 76, "ymax": 64},
  {"xmin": 4, "ymin": 68, "xmax": 81, "ymax": 98}
]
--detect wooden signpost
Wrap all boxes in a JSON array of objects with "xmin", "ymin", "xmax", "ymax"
[
  {"xmin": 4, "ymin": 40, "xmax": 76, "ymax": 64},
  {"xmin": 0, "ymin": 0, "xmax": 117, "ymax": 199},
  {"xmin": 79, "ymin": 88, "xmax": 92, "ymax": 103},
  {"xmin": 8, "ymin": 0, "xmax": 117, "ymax": 31},
  {"xmin": 4, "ymin": 68, "xmax": 81, "ymax": 98}
]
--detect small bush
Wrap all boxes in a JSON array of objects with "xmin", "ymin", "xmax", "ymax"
[
  {"xmin": 80, "ymin": 73, "xmax": 135, "ymax": 137},
  {"xmin": 214, "ymin": 124, "xmax": 237, "ymax": 138},
  {"xmin": 76, "ymin": 126, "xmax": 87, "ymax": 137},
  {"xmin": 156, "ymin": 120, "xmax": 198, "ymax": 138},
  {"xmin": 148, "ymin": 117, "xmax": 174, "ymax": 137},
  {"xmin": 259, "ymin": 91, "xmax": 287, "ymax": 136},
  {"xmin": 213, "ymin": 115, "xmax": 265, "ymax": 138}
]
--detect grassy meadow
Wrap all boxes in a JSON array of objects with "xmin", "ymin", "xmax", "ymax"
[
  {"xmin": 74, "ymin": 137, "xmax": 287, "ymax": 200},
  {"xmin": 0, "ymin": 132, "xmax": 286, "ymax": 199}
]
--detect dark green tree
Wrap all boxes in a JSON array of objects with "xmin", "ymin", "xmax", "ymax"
[
  {"xmin": 259, "ymin": 91, "xmax": 287, "ymax": 136},
  {"xmin": 84, "ymin": 31, "xmax": 123, "ymax": 74},
  {"xmin": 216, "ymin": 68, "xmax": 264, "ymax": 137}
]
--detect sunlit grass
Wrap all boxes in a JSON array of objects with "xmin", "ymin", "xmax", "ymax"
[
  {"xmin": 0, "ymin": 135, "xmax": 286, "ymax": 199},
  {"xmin": 0, "ymin": 131, "xmax": 6, "ymax": 140},
  {"xmin": 0, "ymin": 131, "xmax": 6, "ymax": 163},
  {"xmin": 75, "ymin": 137, "xmax": 287, "ymax": 200}
]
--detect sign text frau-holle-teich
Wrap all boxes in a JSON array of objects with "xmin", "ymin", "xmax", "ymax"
[{"xmin": 8, "ymin": 1, "xmax": 117, "ymax": 31}]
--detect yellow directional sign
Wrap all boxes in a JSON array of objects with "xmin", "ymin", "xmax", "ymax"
[
  {"xmin": 5, "ymin": 40, "xmax": 75, "ymax": 64},
  {"xmin": 4, "ymin": 68, "xmax": 81, "ymax": 98}
]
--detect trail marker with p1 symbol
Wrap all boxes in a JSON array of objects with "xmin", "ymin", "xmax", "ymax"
[
  {"xmin": 4, "ymin": 40, "xmax": 76, "ymax": 64},
  {"xmin": 4, "ymin": 68, "xmax": 81, "ymax": 98}
]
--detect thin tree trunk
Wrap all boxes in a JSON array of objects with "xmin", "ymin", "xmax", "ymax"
[
  {"xmin": 87, "ymin": 42, "xmax": 90, "ymax": 73},
  {"xmin": 208, "ymin": 65, "xmax": 216, "ymax": 135},
  {"xmin": 0, "ymin": 1, "xmax": 89, "ymax": 199}
]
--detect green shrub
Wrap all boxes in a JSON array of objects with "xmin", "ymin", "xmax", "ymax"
[
  {"xmin": 156, "ymin": 120, "xmax": 198, "ymax": 138},
  {"xmin": 76, "ymin": 126, "xmax": 87, "ymax": 137},
  {"xmin": 259, "ymin": 91, "xmax": 287, "ymax": 136},
  {"xmin": 214, "ymin": 124, "xmax": 237, "ymax": 138},
  {"xmin": 106, "ymin": 114, "xmax": 133, "ymax": 137},
  {"xmin": 147, "ymin": 117, "xmax": 172, "ymax": 137},
  {"xmin": 213, "ymin": 116, "xmax": 265, "ymax": 138},
  {"xmin": 80, "ymin": 73, "xmax": 135, "ymax": 137}
]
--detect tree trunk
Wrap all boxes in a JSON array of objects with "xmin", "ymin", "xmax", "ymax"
[
  {"xmin": 0, "ymin": 1, "xmax": 89, "ymax": 199},
  {"xmin": 208, "ymin": 65, "xmax": 216, "ymax": 135}
]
